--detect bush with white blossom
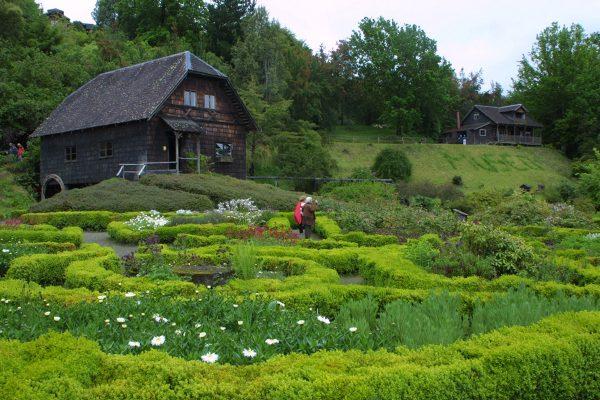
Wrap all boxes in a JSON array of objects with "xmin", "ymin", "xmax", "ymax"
[
  {"xmin": 125, "ymin": 210, "xmax": 170, "ymax": 231},
  {"xmin": 212, "ymin": 199, "xmax": 264, "ymax": 225}
]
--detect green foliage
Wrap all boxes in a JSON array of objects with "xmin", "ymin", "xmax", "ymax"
[
  {"xmin": 231, "ymin": 243, "xmax": 260, "ymax": 279},
  {"xmin": 31, "ymin": 179, "xmax": 213, "ymax": 213},
  {"xmin": 578, "ymin": 149, "xmax": 600, "ymax": 208},
  {"xmin": 21, "ymin": 211, "xmax": 117, "ymax": 230},
  {"xmin": 0, "ymin": 241, "xmax": 76, "ymax": 275},
  {"xmin": 331, "ymin": 231, "xmax": 397, "ymax": 247},
  {"xmin": 319, "ymin": 182, "xmax": 396, "ymax": 203},
  {"xmin": 141, "ymin": 173, "xmax": 300, "ymax": 210},
  {"xmin": 0, "ymin": 167, "xmax": 33, "ymax": 218},
  {"xmin": 313, "ymin": 215, "xmax": 342, "ymax": 238},
  {"xmin": 0, "ymin": 226, "xmax": 83, "ymax": 246},
  {"xmin": 452, "ymin": 175, "xmax": 462, "ymax": 186},
  {"xmin": 371, "ymin": 148, "xmax": 412, "ymax": 181},
  {"xmin": 512, "ymin": 23, "xmax": 600, "ymax": 157}
]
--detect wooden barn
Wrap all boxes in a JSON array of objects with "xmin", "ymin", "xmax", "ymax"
[
  {"xmin": 32, "ymin": 51, "xmax": 257, "ymax": 199},
  {"xmin": 443, "ymin": 104, "xmax": 543, "ymax": 146}
]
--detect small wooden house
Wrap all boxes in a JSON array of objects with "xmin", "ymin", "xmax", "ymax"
[
  {"xmin": 443, "ymin": 104, "xmax": 543, "ymax": 146},
  {"xmin": 32, "ymin": 52, "xmax": 257, "ymax": 199}
]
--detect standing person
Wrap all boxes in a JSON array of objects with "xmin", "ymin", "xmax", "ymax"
[
  {"xmin": 16, "ymin": 143, "xmax": 24, "ymax": 161},
  {"xmin": 302, "ymin": 197, "xmax": 317, "ymax": 239},
  {"xmin": 8, "ymin": 143, "xmax": 17, "ymax": 160},
  {"xmin": 294, "ymin": 196, "xmax": 306, "ymax": 234}
]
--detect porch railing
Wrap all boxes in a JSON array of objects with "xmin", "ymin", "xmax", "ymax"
[
  {"xmin": 497, "ymin": 134, "xmax": 542, "ymax": 146},
  {"xmin": 116, "ymin": 161, "xmax": 177, "ymax": 179}
]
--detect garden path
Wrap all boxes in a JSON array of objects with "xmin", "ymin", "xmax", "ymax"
[{"xmin": 83, "ymin": 231, "xmax": 137, "ymax": 257}]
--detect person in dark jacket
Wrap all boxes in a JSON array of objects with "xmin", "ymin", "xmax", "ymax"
[
  {"xmin": 8, "ymin": 143, "xmax": 17, "ymax": 159},
  {"xmin": 302, "ymin": 197, "xmax": 317, "ymax": 239}
]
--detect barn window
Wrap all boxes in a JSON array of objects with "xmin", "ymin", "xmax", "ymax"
[
  {"xmin": 204, "ymin": 94, "xmax": 216, "ymax": 110},
  {"xmin": 215, "ymin": 142, "xmax": 232, "ymax": 162},
  {"xmin": 65, "ymin": 146, "xmax": 77, "ymax": 161},
  {"xmin": 100, "ymin": 141, "xmax": 113, "ymax": 158},
  {"xmin": 479, "ymin": 129, "xmax": 487, "ymax": 137},
  {"xmin": 473, "ymin": 112, "xmax": 480, "ymax": 121},
  {"xmin": 184, "ymin": 91, "xmax": 197, "ymax": 107}
]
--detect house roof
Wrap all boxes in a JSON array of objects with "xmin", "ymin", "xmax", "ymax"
[
  {"xmin": 32, "ymin": 52, "xmax": 256, "ymax": 137},
  {"xmin": 161, "ymin": 116, "xmax": 202, "ymax": 133},
  {"xmin": 445, "ymin": 122, "xmax": 491, "ymax": 133},
  {"xmin": 469, "ymin": 104, "xmax": 543, "ymax": 128}
]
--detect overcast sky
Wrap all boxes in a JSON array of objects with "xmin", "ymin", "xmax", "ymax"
[{"xmin": 37, "ymin": 0, "xmax": 600, "ymax": 90}]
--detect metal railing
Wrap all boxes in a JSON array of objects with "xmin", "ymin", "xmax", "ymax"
[
  {"xmin": 116, "ymin": 161, "xmax": 177, "ymax": 178},
  {"xmin": 497, "ymin": 134, "xmax": 542, "ymax": 146}
]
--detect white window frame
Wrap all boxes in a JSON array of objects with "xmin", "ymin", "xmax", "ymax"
[
  {"xmin": 473, "ymin": 112, "xmax": 479, "ymax": 121},
  {"xmin": 204, "ymin": 94, "xmax": 216, "ymax": 110},
  {"xmin": 215, "ymin": 142, "xmax": 232, "ymax": 159},
  {"xmin": 479, "ymin": 129, "xmax": 487, "ymax": 137},
  {"xmin": 184, "ymin": 91, "xmax": 197, "ymax": 107}
]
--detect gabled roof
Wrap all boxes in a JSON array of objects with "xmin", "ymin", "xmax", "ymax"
[
  {"xmin": 466, "ymin": 104, "xmax": 542, "ymax": 128},
  {"xmin": 32, "ymin": 52, "xmax": 256, "ymax": 137}
]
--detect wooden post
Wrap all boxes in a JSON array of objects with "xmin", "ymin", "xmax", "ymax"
[
  {"xmin": 196, "ymin": 135, "xmax": 201, "ymax": 174},
  {"xmin": 175, "ymin": 132, "xmax": 181, "ymax": 174}
]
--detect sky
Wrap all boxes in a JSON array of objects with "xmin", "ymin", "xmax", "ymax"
[{"xmin": 37, "ymin": 0, "xmax": 600, "ymax": 90}]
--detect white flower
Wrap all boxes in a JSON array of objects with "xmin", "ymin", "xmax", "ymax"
[
  {"xmin": 242, "ymin": 348, "xmax": 257, "ymax": 358},
  {"xmin": 153, "ymin": 314, "xmax": 168, "ymax": 323},
  {"xmin": 237, "ymin": 321, "xmax": 243, "ymax": 326},
  {"xmin": 128, "ymin": 341, "xmax": 141, "ymax": 348},
  {"xmin": 265, "ymin": 338, "xmax": 280, "ymax": 345},
  {"xmin": 44, "ymin": 311, "xmax": 51, "ymax": 316},
  {"xmin": 176, "ymin": 209, "xmax": 195, "ymax": 215},
  {"xmin": 220, "ymin": 326, "xmax": 226, "ymax": 331},
  {"xmin": 124, "ymin": 292, "xmax": 136, "ymax": 298},
  {"xmin": 175, "ymin": 329, "xmax": 182, "ymax": 336},
  {"xmin": 116, "ymin": 317, "xmax": 126, "ymax": 323},
  {"xmin": 53, "ymin": 316, "xmax": 61, "ymax": 322},
  {"xmin": 195, "ymin": 323, "xmax": 202, "ymax": 328},
  {"xmin": 151, "ymin": 336, "xmax": 165, "ymax": 346},
  {"xmin": 317, "ymin": 315, "xmax": 330, "ymax": 325},
  {"xmin": 98, "ymin": 295, "xmax": 107, "ymax": 300},
  {"xmin": 104, "ymin": 319, "xmax": 110, "ymax": 324},
  {"xmin": 201, "ymin": 352, "xmax": 219, "ymax": 364},
  {"xmin": 121, "ymin": 324, "xmax": 127, "ymax": 328},
  {"xmin": 198, "ymin": 332, "xmax": 207, "ymax": 338},
  {"xmin": 297, "ymin": 320, "xmax": 305, "ymax": 325},
  {"xmin": 233, "ymin": 304, "xmax": 239, "ymax": 308},
  {"xmin": 125, "ymin": 210, "xmax": 169, "ymax": 231},
  {"xmin": 2, "ymin": 249, "xmax": 9, "ymax": 253},
  {"xmin": 171, "ymin": 322, "xmax": 176, "ymax": 326},
  {"xmin": 349, "ymin": 327, "xmax": 358, "ymax": 333},
  {"xmin": 276, "ymin": 301, "xmax": 285, "ymax": 308}
]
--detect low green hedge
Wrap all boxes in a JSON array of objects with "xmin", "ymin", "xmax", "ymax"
[
  {"xmin": 5, "ymin": 244, "xmax": 115, "ymax": 285},
  {"xmin": 20, "ymin": 211, "xmax": 117, "ymax": 231},
  {"xmin": 1, "ymin": 311, "xmax": 598, "ymax": 399},
  {"xmin": 107, "ymin": 221, "xmax": 248, "ymax": 244},
  {"xmin": 0, "ymin": 226, "xmax": 83, "ymax": 246},
  {"xmin": 314, "ymin": 215, "xmax": 342, "ymax": 238},
  {"xmin": 298, "ymin": 238, "xmax": 358, "ymax": 249},
  {"xmin": 173, "ymin": 233, "xmax": 229, "ymax": 248},
  {"xmin": 0, "ymin": 279, "xmax": 99, "ymax": 305},
  {"xmin": 64, "ymin": 256, "xmax": 198, "ymax": 296},
  {"xmin": 331, "ymin": 231, "xmax": 397, "ymax": 247},
  {"xmin": 266, "ymin": 216, "xmax": 292, "ymax": 230}
]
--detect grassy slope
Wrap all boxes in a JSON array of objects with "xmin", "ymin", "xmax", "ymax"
[
  {"xmin": 0, "ymin": 168, "xmax": 33, "ymax": 218},
  {"xmin": 330, "ymin": 142, "xmax": 572, "ymax": 192}
]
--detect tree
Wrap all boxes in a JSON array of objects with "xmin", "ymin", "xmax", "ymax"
[
  {"xmin": 512, "ymin": 23, "xmax": 600, "ymax": 157},
  {"xmin": 206, "ymin": 0, "xmax": 255, "ymax": 61},
  {"xmin": 578, "ymin": 149, "xmax": 600, "ymax": 208},
  {"xmin": 347, "ymin": 18, "xmax": 456, "ymax": 137}
]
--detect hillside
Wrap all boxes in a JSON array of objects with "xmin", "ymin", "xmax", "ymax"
[{"xmin": 330, "ymin": 142, "xmax": 572, "ymax": 191}]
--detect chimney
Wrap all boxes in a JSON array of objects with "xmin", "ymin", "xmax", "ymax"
[{"xmin": 456, "ymin": 111, "xmax": 461, "ymax": 129}]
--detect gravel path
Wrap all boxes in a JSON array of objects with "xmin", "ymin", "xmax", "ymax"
[{"xmin": 83, "ymin": 231, "xmax": 137, "ymax": 257}]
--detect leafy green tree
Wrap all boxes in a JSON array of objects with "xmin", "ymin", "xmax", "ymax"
[
  {"xmin": 206, "ymin": 0, "xmax": 255, "ymax": 61},
  {"xmin": 347, "ymin": 18, "xmax": 456, "ymax": 137},
  {"xmin": 512, "ymin": 23, "xmax": 600, "ymax": 157},
  {"xmin": 578, "ymin": 149, "xmax": 600, "ymax": 208},
  {"xmin": 371, "ymin": 148, "xmax": 412, "ymax": 181}
]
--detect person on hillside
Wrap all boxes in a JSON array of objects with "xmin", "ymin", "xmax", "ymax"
[
  {"xmin": 302, "ymin": 197, "xmax": 317, "ymax": 239},
  {"xmin": 8, "ymin": 143, "xmax": 17, "ymax": 160},
  {"xmin": 294, "ymin": 196, "xmax": 306, "ymax": 234},
  {"xmin": 16, "ymin": 143, "xmax": 24, "ymax": 161}
]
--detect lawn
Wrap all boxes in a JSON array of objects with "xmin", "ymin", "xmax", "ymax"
[
  {"xmin": 0, "ymin": 169, "xmax": 33, "ymax": 218},
  {"xmin": 330, "ymin": 143, "xmax": 572, "ymax": 191}
]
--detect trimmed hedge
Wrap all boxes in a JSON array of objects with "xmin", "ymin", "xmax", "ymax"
[
  {"xmin": 141, "ymin": 173, "xmax": 302, "ymax": 210},
  {"xmin": 107, "ymin": 221, "xmax": 248, "ymax": 244},
  {"xmin": 173, "ymin": 233, "xmax": 229, "ymax": 248},
  {"xmin": 0, "ymin": 226, "xmax": 83, "ymax": 246},
  {"xmin": 0, "ymin": 311, "xmax": 598, "ymax": 399},
  {"xmin": 5, "ymin": 244, "xmax": 115, "ymax": 285},
  {"xmin": 20, "ymin": 211, "xmax": 117, "ymax": 231},
  {"xmin": 313, "ymin": 215, "xmax": 342, "ymax": 238},
  {"xmin": 266, "ymin": 216, "xmax": 292, "ymax": 230},
  {"xmin": 331, "ymin": 231, "xmax": 397, "ymax": 247},
  {"xmin": 30, "ymin": 178, "xmax": 214, "ymax": 213}
]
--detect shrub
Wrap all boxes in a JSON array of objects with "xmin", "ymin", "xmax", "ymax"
[
  {"xmin": 0, "ymin": 226, "xmax": 83, "ymax": 246},
  {"xmin": 0, "ymin": 242, "xmax": 76, "ymax": 275},
  {"xmin": 452, "ymin": 175, "xmax": 463, "ymax": 186},
  {"xmin": 141, "ymin": 173, "xmax": 301, "ymax": 210},
  {"xmin": 371, "ymin": 148, "xmax": 412, "ymax": 181},
  {"xmin": 320, "ymin": 182, "xmax": 396, "ymax": 203},
  {"xmin": 473, "ymin": 192, "xmax": 552, "ymax": 226},
  {"xmin": 313, "ymin": 216, "xmax": 342, "ymax": 238},
  {"xmin": 30, "ymin": 178, "xmax": 213, "ymax": 213},
  {"xmin": 578, "ymin": 149, "xmax": 600, "ymax": 208},
  {"xmin": 173, "ymin": 234, "xmax": 229, "ymax": 248},
  {"xmin": 331, "ymin": 231, "xmax": 397, "ymax": 247},
  {"xmin": 20, "ymin": 211, "xmax": 116, "ymax": 230},
  {"xmin": 266, "ymin": 216, "xmax": 292, "ymax": 231},
  {"xmin": 396, "ymin": 181, "xmax": 463, "ymax": 203}
]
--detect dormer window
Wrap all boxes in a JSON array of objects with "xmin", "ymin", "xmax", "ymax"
[
  {"xmin": 184, "ymin": 91, "xmax": 197, "ymax": 107},
  {"xmin": 204, "ymin": 94, "xmax": 216, "ymax": 110},
  {"xmin": 473, "ymin": 112, "xmax": 479, "ymax": 121}
]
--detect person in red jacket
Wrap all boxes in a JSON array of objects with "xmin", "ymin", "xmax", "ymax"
[
  {"xmin": 294, "ymin": 196, "xmax": 306, "ymax": 234},
  {"xmin": 16, "ymin": 143, "xmax": 25, "ymax": 161}
]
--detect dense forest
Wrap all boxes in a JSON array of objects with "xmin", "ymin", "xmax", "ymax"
[{"xmin": 0, "ymin": 0, "xmax": 598, "ymax": 163}]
